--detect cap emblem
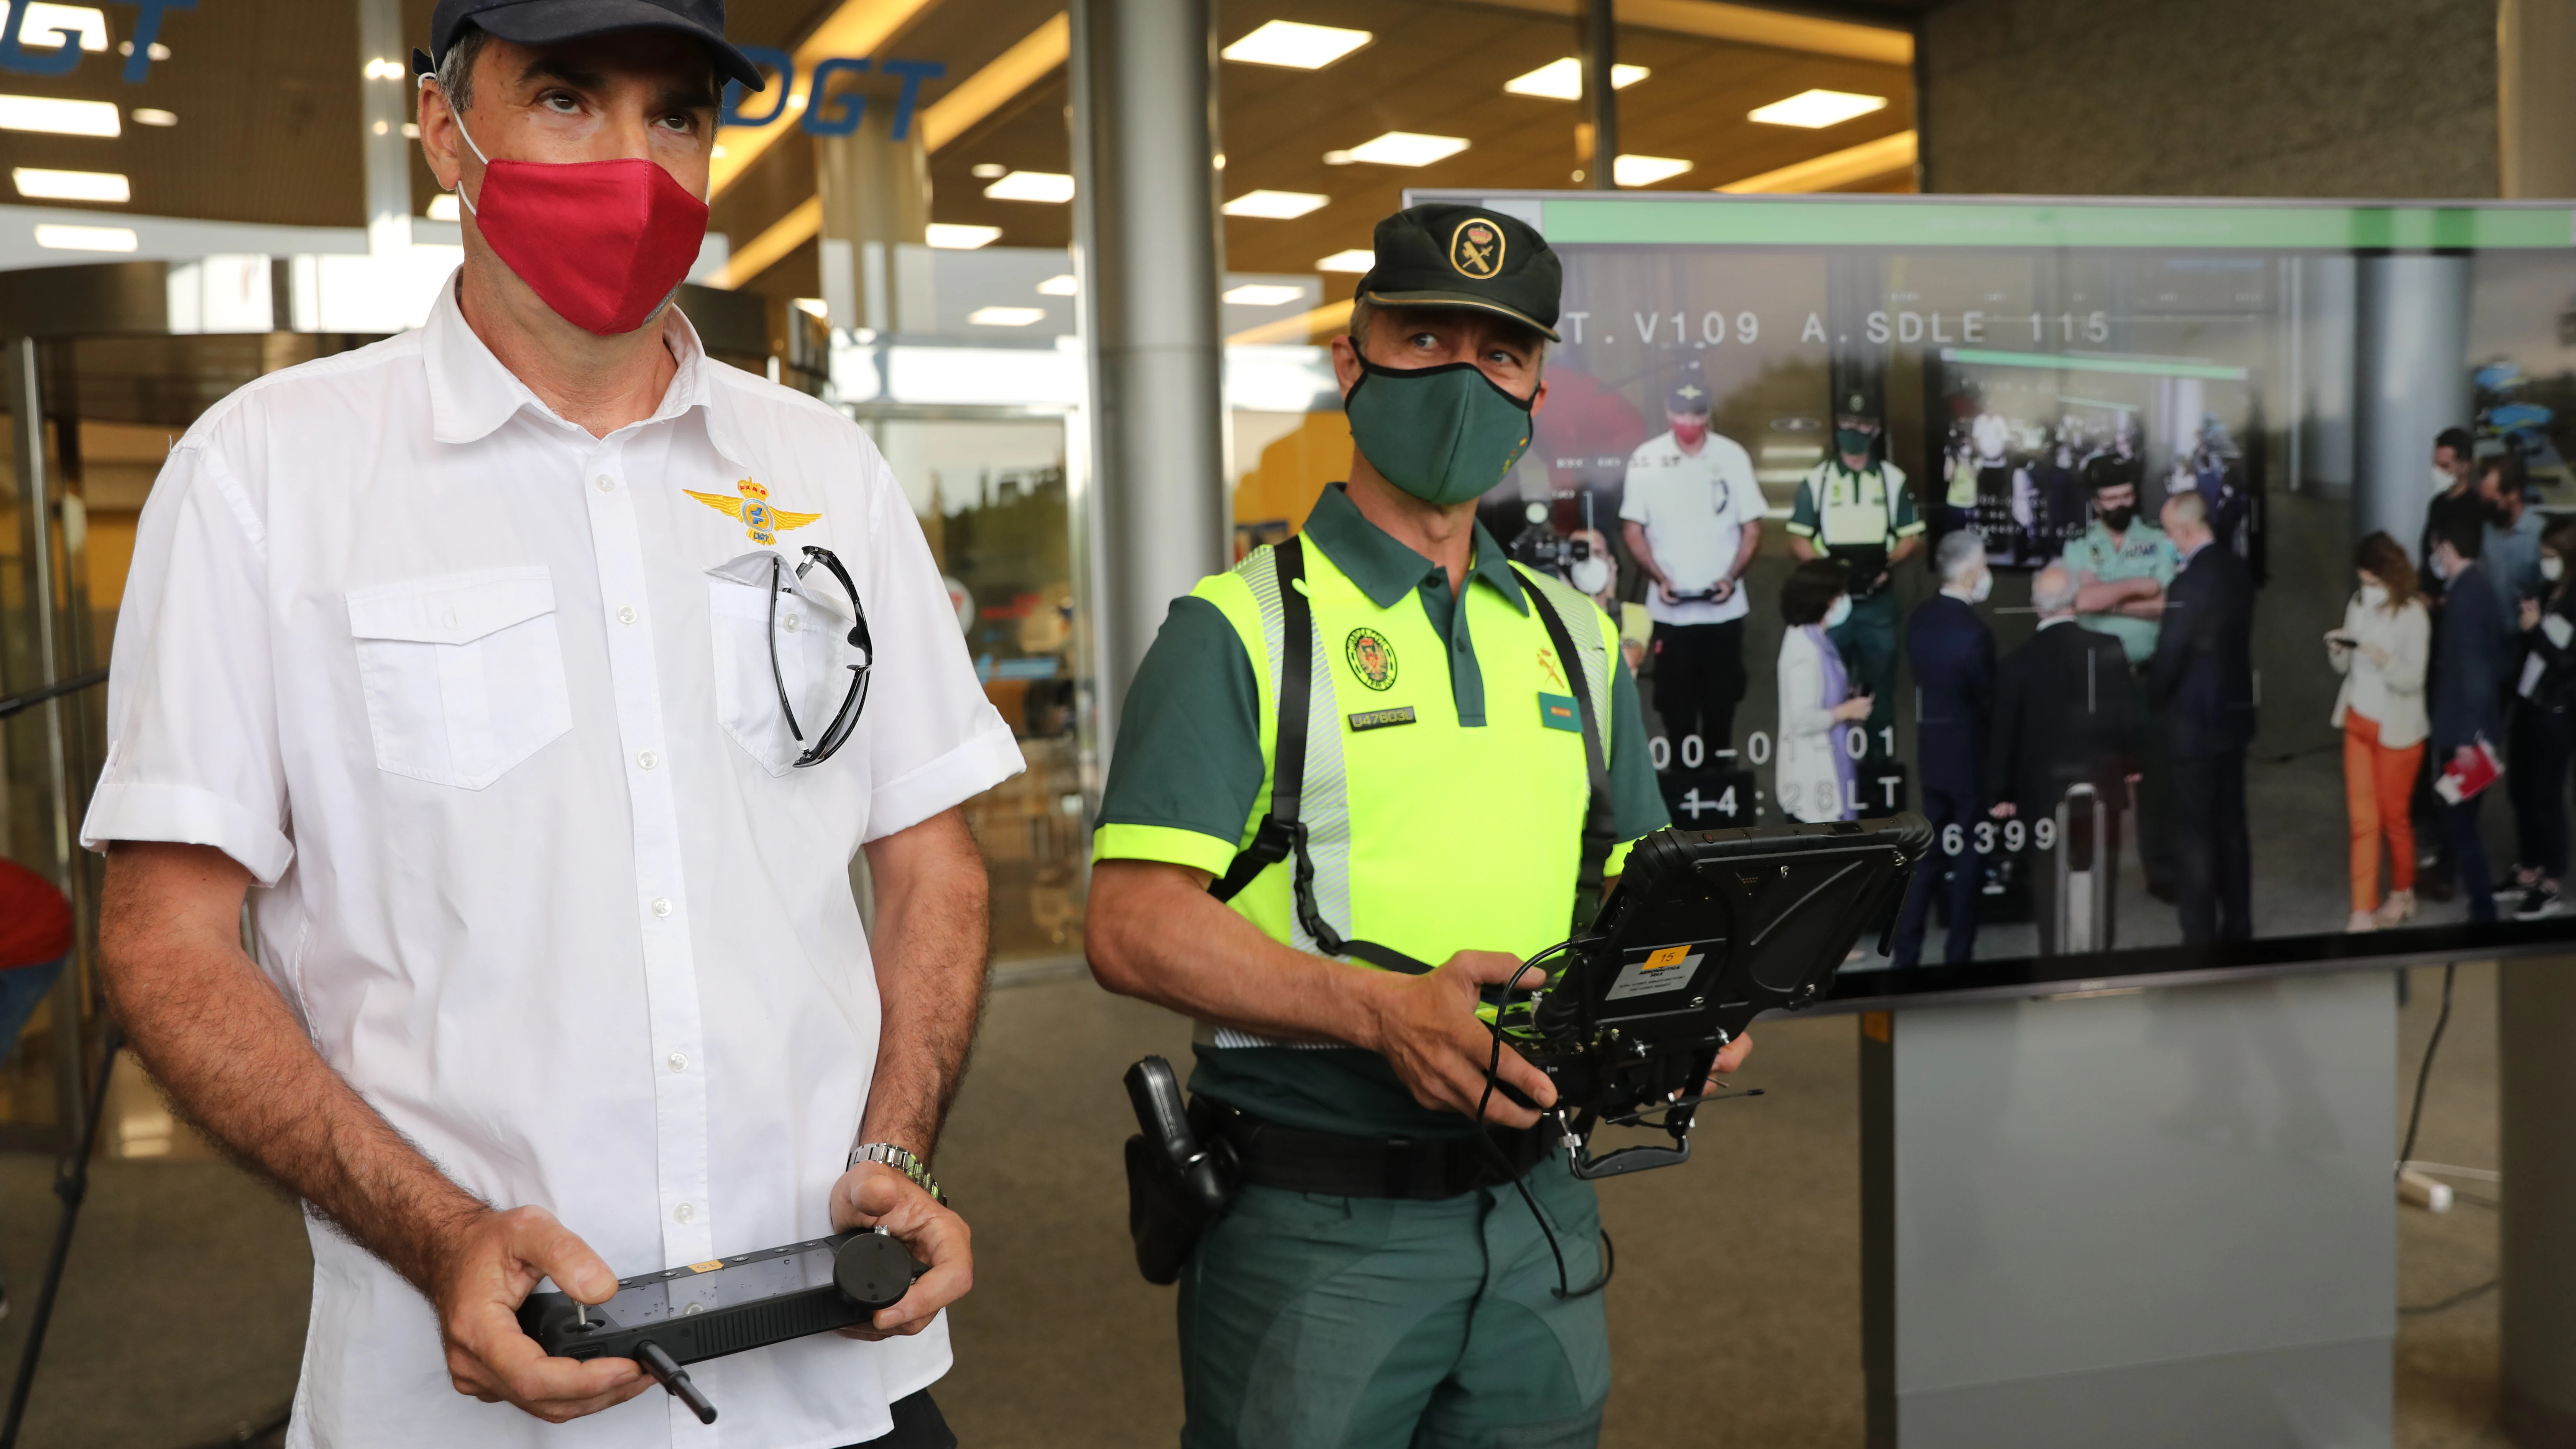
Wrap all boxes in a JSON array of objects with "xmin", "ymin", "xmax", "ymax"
[{"xmin": 1449, "ymin": 219, "xmax": 1505, "ymax": 280}]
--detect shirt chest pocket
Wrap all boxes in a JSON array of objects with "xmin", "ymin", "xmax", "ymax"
[
  {"xmin": 346, "ymin": 568, "xmax": 574, "ymax": 790},
  {"xmin": 706, "ymin": 551, "xmax": 862, "ymax": 776}
]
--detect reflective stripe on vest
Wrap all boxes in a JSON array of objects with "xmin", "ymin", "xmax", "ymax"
[{"xmin": 1190, "ymin": 539, "xmax": 1615, "ymax": 1048}]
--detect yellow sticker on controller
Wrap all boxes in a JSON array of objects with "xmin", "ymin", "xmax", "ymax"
[
  {"xmin": 1645, "ymin": 945, "xmax": 1692, "ymax": 969},
  {"xmin": 690, "ymin": 1260, "xmax": 725, "ymax": 1273}
]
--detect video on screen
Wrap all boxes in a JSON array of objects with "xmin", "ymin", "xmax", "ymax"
[{"xmin": 1477, "ymin": 231, "xmax": 2576, "ymax": 969}]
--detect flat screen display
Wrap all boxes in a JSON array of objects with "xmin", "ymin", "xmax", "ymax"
[{"xmin": 1416, "ymin": 192, "xmax": 2576, "ymax": 999}]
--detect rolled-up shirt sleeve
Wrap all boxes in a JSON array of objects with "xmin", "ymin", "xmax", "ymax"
[
  {"xmin": 80, "ymin": 439, "xmax": 294, "ymax": 884},
  {"xmin": 854, "ymin": 447, "xmax": 1025, "ymax": 841}
]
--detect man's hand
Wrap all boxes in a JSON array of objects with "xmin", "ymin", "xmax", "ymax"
[
  {"xmin": 1697, "ymin": 1030, "xmax": 1756, "ymax": 1098},
  {"xmin": 828, "ymin": 1166, "xmax": 973, "ymax": 1339},
  {"xmin": 1656, "ymin": 578, "xmax": 1679, "ymax": 604},
  {"xmin": 1363, "ymin": 950, "xmax": 1552, "ymax": 1128},
  {"xmin": 434, "ymin": 1206, "xmax": 648, "ymax": 1423},
  {"xmin": 1710, "ymin": 576, "xmax": 1735, "ymax": 603}
]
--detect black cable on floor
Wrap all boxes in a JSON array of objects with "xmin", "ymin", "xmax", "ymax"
[
  {"xmin": 2397, "ymin": 963, "xmax": 2456, "ymax": 1179},
  {"xmin": 2400, "ymin": 1278, "xmax": 2498, "ymax": 1316}
]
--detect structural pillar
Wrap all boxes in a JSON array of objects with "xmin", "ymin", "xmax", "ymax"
[
  {"xmin": 1581, "ymin": 0, "xmax": 1618, "ymax": 190},
  {"xmin": 1069, "ymin": 0, "xmax": 1228, "ymax": 749},
  {"xmin": 2351, "ymin": 255, "xmax": 2469, "ymax": 558},
  {"xmin": 357, "ymin": 0, "xmax": 410, "ymax": 256},
  {"xmin": 2501, "ymin": 0, "xmax": 2576, "ymax": 199},
  {"xmin": 815, "ymin": 79, "xmax": 932, "ymax": 334}
]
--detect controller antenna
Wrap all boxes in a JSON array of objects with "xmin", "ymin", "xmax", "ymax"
[{"xmin": 634, "ymin": 1341, "xmax": 717, "ymax": 1424}]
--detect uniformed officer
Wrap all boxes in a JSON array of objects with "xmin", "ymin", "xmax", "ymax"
[
  {"xmin": 1084, "ymin": 205, "xmax": 1747, "ymax": 1449},
  {"xmin": 2058, "ymin": 452, "xmax": 2183, "ymax": 897},
  {"xmin": 1786, "ymin": 386, "xmax": 1924, "ymax": 774}
]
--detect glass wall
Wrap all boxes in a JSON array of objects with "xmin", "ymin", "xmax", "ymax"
[{"xmin": 864, "ymin": 411, "xmax": 1090, "ymax": 963}]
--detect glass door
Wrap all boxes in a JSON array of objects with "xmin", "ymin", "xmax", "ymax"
[{"xmin": 859, "ymin": 408, "xmax": 1093, "ymax": 965}]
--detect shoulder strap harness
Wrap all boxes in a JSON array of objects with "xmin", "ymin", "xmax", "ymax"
[{"xmin": 1206, "ymin": 537, "xmax": 1616, "ymax": 972}]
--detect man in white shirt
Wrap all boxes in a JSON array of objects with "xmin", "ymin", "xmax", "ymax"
[
  {"xmin": 83, "ymin": 4, "xmax": 1021, "ymax": 1445},
  {"xmin": 1618, "ymin": 363, "xmax": 1768, "ymax": 760}
]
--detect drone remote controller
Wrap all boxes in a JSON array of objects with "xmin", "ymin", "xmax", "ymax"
[{"xmin": 518, "ymin": 1229, "xmax": 928, "ymax": 1424}]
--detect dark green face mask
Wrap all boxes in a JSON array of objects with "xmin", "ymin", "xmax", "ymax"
[
  {"xmin": 1835, "ymin": 427, "xmax": 1877, "ymax": 458},
  {"xmin": 1344, "ymin": 358, "xmax": 1535, "ymax": 506}
]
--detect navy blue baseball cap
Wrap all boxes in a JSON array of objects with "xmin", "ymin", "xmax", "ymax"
[{"xmin": 414, "ymin": 0, "xmax": 767, "ymax": 91}]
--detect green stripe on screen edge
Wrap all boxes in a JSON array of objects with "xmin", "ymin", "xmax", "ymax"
[{"xmin": 1535, "ymin": 198, "xmax": 2576, "ymax": 251}]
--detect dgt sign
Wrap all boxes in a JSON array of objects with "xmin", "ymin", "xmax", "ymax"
[
  {"xmin": 721, "ymin": 47, "xmax": 946, "ymax": 140},
  {"xmin": 0, "ymin": 0, "xmax": 192, "ymax": 79}
]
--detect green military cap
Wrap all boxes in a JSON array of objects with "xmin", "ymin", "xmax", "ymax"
[{"xmin": 1354, "ymin": 204, "xmax": 1562, "ymax": 342}]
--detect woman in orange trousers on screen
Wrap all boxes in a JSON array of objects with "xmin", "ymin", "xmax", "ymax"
[{"xmin": 2328, "ymin": 532, "xmax": 2431, "ymax": 932}]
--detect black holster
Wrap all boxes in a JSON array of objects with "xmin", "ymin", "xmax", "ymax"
[{"xmin": 1122, "ymin": 1057, "xmax": 1239, "ymax": 1285}]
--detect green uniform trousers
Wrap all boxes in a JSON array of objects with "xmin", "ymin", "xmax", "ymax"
[
  {"xmin": 1828, "ymin": 589, "xmax": 1901, "ymax": 770},
  {"xmin": 1176, "ymin": 1158, "xmax": 1611, "ymax": 1449}
]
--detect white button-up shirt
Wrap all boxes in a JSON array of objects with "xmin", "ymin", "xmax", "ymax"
[{"xmin": 81, "ymin": 278, "xmax": 1022, "ymax": 1449}]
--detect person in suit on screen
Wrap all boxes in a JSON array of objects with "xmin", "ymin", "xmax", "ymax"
[
  {"xmin": 2429, "ymin": 514, "xmax": 2511, "ymax": 922},
  {"xmin": 1991, "ymin": 564, "xmax": 2141, "ymax": 956},
  {"xmin": 2150, "ymin": 490, "xmax": 2258, "ymax": 944},
  {"xmin": 1889, "ymin": 529, "xmax": 1994, "ymax": 968}
]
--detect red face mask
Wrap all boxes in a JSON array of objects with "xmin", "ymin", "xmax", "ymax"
[
  {"xmin": 1671, "ymin": 417, "xmax": 1709, "ymax": 449},
  {"xmin": 454, "ymin": 118, "xmax": 710, "ymax": 337}
]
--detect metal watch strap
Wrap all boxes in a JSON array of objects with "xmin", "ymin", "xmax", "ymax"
[{"xmin": 849, "ymin": 1142, "xmax": 946, "ymax": 1205}]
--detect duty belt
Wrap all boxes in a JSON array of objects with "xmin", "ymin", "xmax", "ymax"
[{"xmin": 1206, "ymin": 1101, "xmax": 1548, "ymax": 1201}]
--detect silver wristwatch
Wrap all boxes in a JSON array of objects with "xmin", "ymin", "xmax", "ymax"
[{"xmin": 849, "ymin": 1142, "xmax": 946, "ymax": 1205}]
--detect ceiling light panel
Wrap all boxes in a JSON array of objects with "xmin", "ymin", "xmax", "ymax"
[
  {"xmin": 1316, "ymin": 249, "xmax": 1374, "ymax": 273},
  {"xmin": 426, "ymin": 195, "xmax": 461, "ymax": 222},
  {"xmin": 968, "ymin": 306, "xmax": 1046, "ymax": 327},
  {"xmin": 17, "ymin": 5, "xmax": 108, "ymax": 51},
  {"xmin": 0, "ymin": 94, "xmax": 120, "ymax": 137},
  {"xmin": 131, "ymin": 107, "xmax": 177, "ymax": 128},
  {"xmin": 1341, "ymin": 132, "xmax": 1468, "ymax": 168},
  {"xmin": 927, "ymin": 224, "xmax": 1003, "ymax": 250},
  {"xmin": 35, "ymin": 223, "xmax": 135, "ymax": 251},
  {"xmin": 984, "ymin": 170, "xmax": 1076, "ymax": 203},
  {"xmin": 1222, "ymin": 284, "xmax": 1306, "ymax": 306},
  {"xmin": 1613, "ymin": 154, "xmax": 1692, "ymax": 187},
  {"xmin": 14, "ymin": 168, "xmax": 130, "ymax": 203},
  {"xmin": 1748, "ymin": 89, "xmax": 1889, "ymax": 129},
  {"xmin": 1223, "ymin": 190, "xmax": 1329, "ymax": 220},
  {"xmin": 1037, "ymin": 274, "xmax": 1078, "ymax": 296},
  {"xmin": 1502, "ymin": 58, "xmax": 1648, "ymax": 101},
  {"xmin": 1221, "ymin": 20, "xmax": 1372, "ymax": 70}
]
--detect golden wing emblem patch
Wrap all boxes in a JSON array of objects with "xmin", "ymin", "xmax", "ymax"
[{"xmin": 687, "ymin": 478, "xmax": 820, "ymax": 546}]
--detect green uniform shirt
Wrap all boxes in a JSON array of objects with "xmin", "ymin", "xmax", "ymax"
[
  {"xmin": 1096, "ymin": 484, "xmax": 1667, "ymax": 1140},
  {"xmin": 2058, "ymin": 519, "xmax": 2181, "ymax": 665}
]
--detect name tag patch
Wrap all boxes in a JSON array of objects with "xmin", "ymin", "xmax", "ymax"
[
  {"xmin": 1348, "ymin": 705, "xmax": 1417, "ymax": 732},
  {"xmin": 1538, "ymin": 692, "xmax": 1581, "ymax": 732}
]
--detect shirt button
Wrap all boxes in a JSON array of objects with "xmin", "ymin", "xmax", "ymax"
[
  {"xmin": 617, "ymin": 605, "xmax": 638, "ymax": 625},
  {"xmin": 651, "ymin": 897, "xmax": 674, "ymax": 918},
  {"xmin": 595, "ymin": 475, "xmax": 614, "ymax": 493},
  {"xmin": 674, "ymin": 1203, "xmax": 694, "ymax": 1224},
  {"xmin": 783, "ymin": 613, "xmax": 802, "ymax": 632},
  {"xmin": 638, "ymin": 751, "xmax": 659, "ymax": 771},
  {"xmin": 668, "ymin": 1052, "xmax": 688, "ymax": 1073}
]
